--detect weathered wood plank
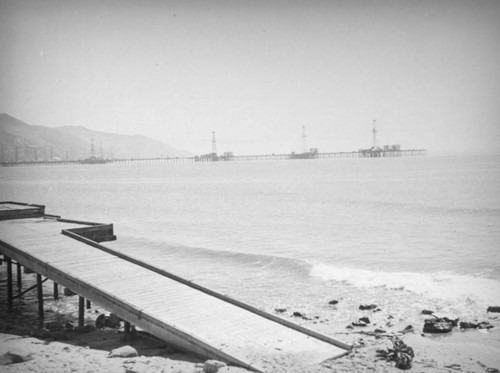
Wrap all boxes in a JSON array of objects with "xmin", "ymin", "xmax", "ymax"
[{"xmin": 0, "ymin": 213, "xmax": 350, "ymax": 372}]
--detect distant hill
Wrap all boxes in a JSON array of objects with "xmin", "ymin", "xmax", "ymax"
[{"xmin": 0, "ymin": 114, "xmax": 192, "ymax": 162}]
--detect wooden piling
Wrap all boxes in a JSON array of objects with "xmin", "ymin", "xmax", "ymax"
[
  {"xmin": 6, "ymin": 256, "xmax": 13, "ymax": 309},
  {"xmin": 53, "ymin": 282, "xmax": 59, "ymax": 300},
  {"xmin": 37, "ymin": 274, "xmax": 43, "ymax": 319},
  {"xmin": 124, "ymin": 321, "xmax": 131, "ymax": 340},
  {"xmin": 86, "ymin": 299, "xmax": 91, "ymax": 309},
  {"xmin": 78, "ymin": 296, "xmax": 85, "ymax": 327},
  {"xmin": 16, "ymin": 262, "xmax": 22, "ymax": 290}
]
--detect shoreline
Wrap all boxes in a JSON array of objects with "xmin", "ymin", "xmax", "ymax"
[{"xmin": 1, "ymin": 297, "xmax": 499, "ymax": 373}]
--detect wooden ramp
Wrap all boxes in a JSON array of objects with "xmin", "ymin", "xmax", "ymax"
[{"xmin": 0, "ymin": 207, "xmax": 350, "ymax": 372}]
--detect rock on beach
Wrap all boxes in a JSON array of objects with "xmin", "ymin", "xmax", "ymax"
[{"xmin": 108, "ymin": 345, "xmax": 138, "ymax": 358}]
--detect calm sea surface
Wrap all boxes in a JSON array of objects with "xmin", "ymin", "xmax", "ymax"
[{"xmin": 1, "ymin": 154, "xmax": 500, "ymax": 326}]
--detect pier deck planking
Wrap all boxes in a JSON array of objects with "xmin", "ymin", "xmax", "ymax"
[{"xmin": 0, "ymin": 210, "xmax": 350, "ymax": 371}]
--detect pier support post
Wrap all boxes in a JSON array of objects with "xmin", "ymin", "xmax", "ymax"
[
  {"xmin": 37, "ymin": 274, "xmax": 43, "ymax": 319},
  {"xmin": 86, "ymin": 299, "xmax": 91, "ymax": 309},
  {"xmin": 124, "ymin": 321, "xmax": 133, "ymax": 340},
  {"xmin": 53, "ymin": 282, "xmax": 59, "ymax": 300},
  {"xmin": 78, "ymin": 296, "xmax": 85, "ymax": 327},
  {"xmin": 16, "ymin": 262, "xmax": 22, "ymax": 291},
  {"xmin": 6, "ymin": 256, "xmax": 13, "ymax": 310}
]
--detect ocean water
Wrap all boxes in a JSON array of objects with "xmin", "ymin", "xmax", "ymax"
[{"xmin": 1, "ymin": 154, "xmax": 500, "ymax": 331}]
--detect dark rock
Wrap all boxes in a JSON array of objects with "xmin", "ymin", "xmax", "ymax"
[
  {"xmin": 346, "ymin": 325, "xmax": 354, "ymax": 329},
  {"xmin": 108, "ymin": 345, "xmax": 138, "ymax": 358},
  {"xmin": 423, "ymin": 319, "xmax": 454, "ymax": 333},
  {"xmin": 421, "ymin": 310, "xmax": 434, "ymax": 315},
  {"xmin": 459, "ymin": 321, "xmax": 493, "ymax": 330},
  {"xmin": 400, "ymin": 325, "xmax": 414, "ymax": 334},
  {"xmin": 106, "ymin": 313, "xmax": 122, "ymax": 328},
  {"xmin": 359, "ymin": 317, "xmax": 370, "ymax": 324},
  {"xmin": 376, "ymin": 337, "xmax": 414, "ymax": 370},
  {"xmin": 292, "ymin": 312, "xmax": 310, "ymax": 320},
  {"xmin": 0, "ymin": 351, "xmax": 34, "ymax": 365},
  {"xmin": 487, "ymin": 306, "xmax": 500, "ymax": 313},
  {"xmin": 374, "ymin": 328, "xmax": 386, "ymax": 333},
  {"xmin": 359, "ymin": 304, "xmax": 377, "ymax": 310},
  {"xmin": 328, "ymin": 300, "xmax": 339, "ymax": 305},
  {"xmin": 95, "ymin": 314, "xmax": 107, "ymax": 329},
  {"xmin": 203, "ymin": 359, "xmax": 227, "ymax": 373},
  {"xmin": 274, "ymin": 308, "xmax": 287, "ymax": 313}
]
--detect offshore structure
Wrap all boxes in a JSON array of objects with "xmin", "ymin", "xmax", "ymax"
[
  {"xmin": 358, "ymin": 119, "xmax": 406, "ymax": 158},
  {"xmin": 1, "ymin": 123, "xmax": 426, "ymax": 167}
]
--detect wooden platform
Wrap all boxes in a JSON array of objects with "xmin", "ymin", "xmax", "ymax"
[
  {"xmin": 0, "ymin": 202, "xmax": 45, "ymax": 220},
  {"xmin": 0, "ymin": 205, "xmax": 351, "ymax": 371}
]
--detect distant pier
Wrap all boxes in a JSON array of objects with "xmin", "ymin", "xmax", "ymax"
[{"xmin": 0, "ymin": 149, "xmax": 426, "ymax": 167}]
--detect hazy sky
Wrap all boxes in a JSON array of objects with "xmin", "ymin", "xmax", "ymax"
[{"xmin": 1, "ymin": 0, "xmax": 499, "ymax": 155}]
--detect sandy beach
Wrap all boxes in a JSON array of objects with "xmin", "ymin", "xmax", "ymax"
[{"xmin": 1, "ymin": 296, "xmax": 499, "ymax": 373}]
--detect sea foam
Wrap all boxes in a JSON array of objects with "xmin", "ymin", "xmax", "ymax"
[{"xmin": 310, "ymin": 263, "xmax": 500, "ymax": 305}]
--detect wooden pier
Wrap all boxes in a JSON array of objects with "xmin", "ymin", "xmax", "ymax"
[
  {"xmin": 0, "ymin": 148, "xmax": 426, "ymax": 167},
  {"xmin": 0, "ymin": 202, "xmax": 350, "ymax": 371}
]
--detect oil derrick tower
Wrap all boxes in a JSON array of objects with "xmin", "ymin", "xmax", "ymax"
[
  {"xmin": 372, "ymin": 120, "xmax": 377, "ymax": 149},
  {"xmin": 212, "ymin": 131, "xmax": 217, "ymax": 155},
  {"xmin": 302, "ymin": 125, "xmax": 307, "ymax": 154}
]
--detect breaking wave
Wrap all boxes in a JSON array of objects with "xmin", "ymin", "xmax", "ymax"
[{"xmin": 310, "ymin": 263, "xmax": 500, "ymax": 305}]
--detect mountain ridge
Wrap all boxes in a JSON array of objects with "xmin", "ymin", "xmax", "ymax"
[{"xmin": 0, "ymin": 113, "xmax": 192, "ymax": 162}]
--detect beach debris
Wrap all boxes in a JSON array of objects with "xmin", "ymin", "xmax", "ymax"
[
  {"xmin": 352, "ymin": 322, "xmax": 367, "ymax": 327},
  {"xmin": 421, "ymin": 310, "xmax": 434, "ymax": 315},
  {"xmin": 108, "ymin": 345, "xmax": 138, "ymax": 358},
  {"xmin": 203, "ymin": 359, "xmax": 227, "ymax": 373},
  {"xmin": 352, "ymin": 317, "xmax": 369, "ymax": 327},
  {"xmin": 346, "ymin": 324, "xmax": 354, "ymax": 329},
  {"xmin": 376, "ymin": 337, "xmax": 414, "ymax": 370},
  {"xmin": 423, "ymin": 317, "xmax": 458, "ymax": 334},
  {"xmin": 444, "ymin": 364, "xmax": 461, "ymax": 370},
  {"xmin": 459, "ymin": 321, "xmax": 493, "ymax": 330},
  {"xmin": 359, "ymin": 304, "xmax": 378, "ymax": 310},
  {"xmin": 478, "ymin": 361, "xmax": 500, "ymax": 372},
  {"xmin": 328, "ymin": 299, "xmax": 339, "ymax": 305},
  {"xmin": 274, "ymin": 308, "xmax": 287, "ymax": 314},
  {"xmin": 0, "ymin": 351, "xmax": 34, "ymax": 365},
  {"xmin": 399, "ymin": 325, "xmax": 414, "ymax": 334},
  {"xmin": 487, "ymin": 306, "xmax": 500, "ymax": 313}
]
